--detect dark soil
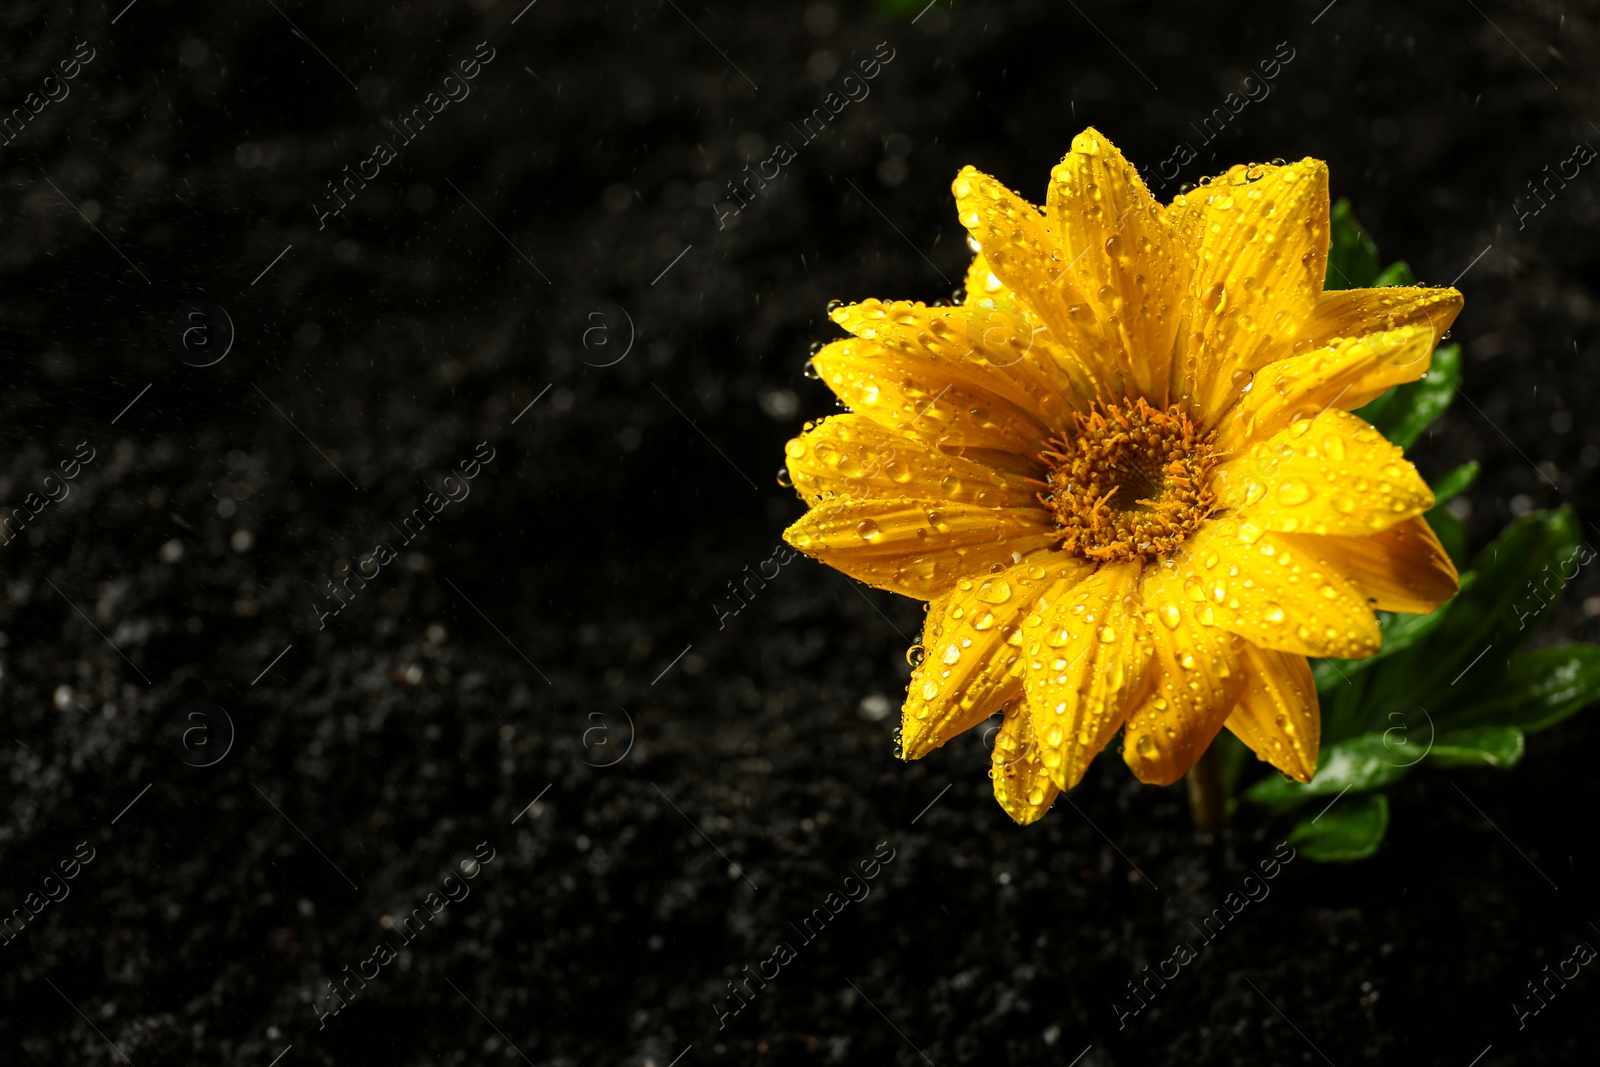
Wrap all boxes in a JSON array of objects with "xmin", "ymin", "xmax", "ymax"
[{"xmin": 3, "ymin": 0, "xmax": 1600, "ymax": 1064}]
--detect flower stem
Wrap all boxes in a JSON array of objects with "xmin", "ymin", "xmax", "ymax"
[{"xmin": 1185, "ymin": 746, "xmax": 1228, "ymax": 833}]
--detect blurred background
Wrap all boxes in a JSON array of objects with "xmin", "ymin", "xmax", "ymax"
[{"xmin": 1, "ymin": 0, "xmax": 1598, "ymax": 1063}]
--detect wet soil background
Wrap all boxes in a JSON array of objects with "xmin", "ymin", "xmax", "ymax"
[{"xmin": 3, "ymin": 0, "xmax": 1600, "ymax": 1064}]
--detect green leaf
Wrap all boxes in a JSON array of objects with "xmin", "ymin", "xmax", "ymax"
[
  {"xmin": 1354, "ymin": 342, "xmax": 1461, "ymax": 450},
  {"xmin": 1428, "ymin": 726, "xmax": 1525, "ymax": 768},
  {"xmin": 1430, "ymin": 460, "xmax": 1479, "ymax": 505},
  {"xmin": 1311, "ymin": 657, "xmax": 1355, "ymax": 694},
  {"xmin": 1325, "ymin": 198, "xmax": 1381, "ymax": 290},
  {"xmin": 1447, "ymin": 645, "xmax": 1600, "ymax": 734},
  {"xmin": 1433, "ymin": 507, "xmax": 1581, "ymax": 656},
  {"xmin": 1311, "ymin": 572, "xmax": 1474, "ymax": 701},
  {"xmin": 1358, "ymin": 507, "xmax": 1584, "ymax": 728},
  {"xmin": 1245, "ymin": 731, "xmax": 1422, "ymax": 808},
  {"xmin": 1426, "ymin": 504, "xmax": 1469, "ymax": 569},
  {"xmin": 1288, "ymin": 793, "xmax": 1390, "ymax": 862},
  {"xmin": 1372, "ymin": 260, "xmax": 1417, "ymax": 287}
]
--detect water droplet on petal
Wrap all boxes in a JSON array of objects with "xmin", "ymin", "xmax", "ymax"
[
  {"xmin": 978, "ymin": 579, "xmax": 1012, "ymax": 604},
  {"xmin": 1276, "ymin": 480, "xmax": 1311, "ymax": 505}
]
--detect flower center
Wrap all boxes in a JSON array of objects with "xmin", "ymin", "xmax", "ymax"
[{"xmin": 1040, "ymin": 397, "xmax": 1219, "ymax": 564}]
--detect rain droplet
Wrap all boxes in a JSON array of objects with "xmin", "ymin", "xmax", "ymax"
[
  {"xmin": 1276, "ymin": 480, "xmax": 1311, "ymax": 505},
  {"xmin": 978, "ymin": 579, "xmax": 1012, "ymax": 604}
]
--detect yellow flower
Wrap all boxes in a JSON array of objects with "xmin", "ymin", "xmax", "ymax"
[{"xmin": 782, "ymin": 128, "xmax": 1464, "ymax": 824}]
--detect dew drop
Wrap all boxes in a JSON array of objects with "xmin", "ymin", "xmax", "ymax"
[
  {"xmin": 978, "ymin": 579, "xmax": 1013, "ymax": 604},
  {"xmin": 1276, "ymin": 480, "xmax": 1311, "ymax": 505}
]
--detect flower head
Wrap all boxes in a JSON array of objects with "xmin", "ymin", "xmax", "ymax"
[{"xmin": 783, "ymin": 129, "xmax": 1462, "ymax": 823}]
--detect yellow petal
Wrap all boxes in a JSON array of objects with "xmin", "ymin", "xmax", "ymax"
[
  {"xmin": 811, "ymin": 337, "xmax": 1053, "ymax": 458},
  {"xmin": 1277, "ymin": 517, "xmax": 1459, "ymax": 614},
  {"xmin": 964, "ymin": 249, "xmax": 1011, "ymax": 308},
  {"xmin": 990, "ymin": 705, "xmax": 1061, "ymax": 824},
  {"xmin": 1023, "ymin": 561, "xmax": 1155, "ymax": 790},
  {"xmin": 785, "ymin": 414, "xmax": 1044, "ymax": 512},
  {"xmin": 1298, "ymin": 285, "xmax": 1463, "ymax": 351},
  {"xmin": 784, "ymin": 498, "xmax": 1057, "ymax": 599},
  {"xmin": 950, "ymin": 166, "xmax": 1122, "ymax": 402},
  {"xmin": 1121, "ymin": 571, "xmax": 1247, "ymax": 786},
  {"xmin": 1166, "ymin": 159, "xmax": 1330, "ymax": 417},
  {"xmin": 903, "ymin": 558, "xmax": 1091, "ymax": 759},
  {"xmin": 1216, "ymin": 407, "xmax": 1434, "ymax": 538},
  {"xmin": 1046, "ymin": 128, "xmax": 1191, "ymax": 403},
  {"xmin": 1176, "ymin": 519, "xmax": 1382, "ymax": 660},
  {"xmin": 832, "ymin": 298, "xmax": 1087, "ymax": 430},
  {"xmin": 1223, "ymin": 643, "xmax": 1320, "ymax": 782},
  {"xmin": 1216, "ymin": 326, "xmax": 1436, "ymax": 455}
]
